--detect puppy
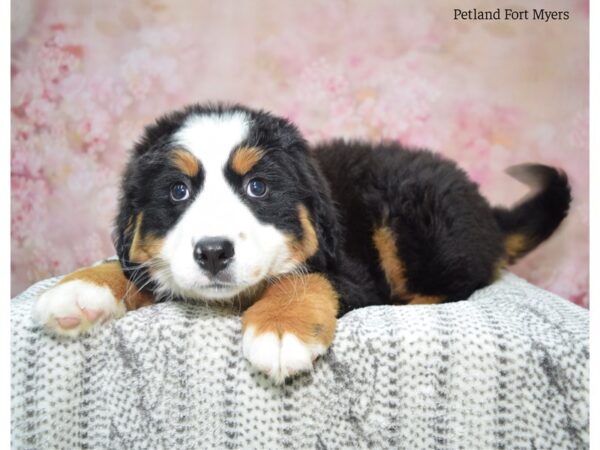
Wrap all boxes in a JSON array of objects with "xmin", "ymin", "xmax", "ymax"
[{"xmin": 33, "ymin": 103, "xmax": 571, "ymax": 382}]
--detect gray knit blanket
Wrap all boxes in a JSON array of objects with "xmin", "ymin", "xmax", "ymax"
[{"xmin": 11, "ymin": 272, "xmax": 588, "ymax": 449}]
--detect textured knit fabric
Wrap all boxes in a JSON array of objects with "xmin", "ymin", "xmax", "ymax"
[{"xmin": 11, "ymin": 273, "xmax": 589, "ymax": 449}]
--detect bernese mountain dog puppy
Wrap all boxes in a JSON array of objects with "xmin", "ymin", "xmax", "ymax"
[{"xmin": 33, "ymin": 103, "xmax": 571, "ymax": 383}]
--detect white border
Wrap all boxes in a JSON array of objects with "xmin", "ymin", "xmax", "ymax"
[
  {"xmin": 1, "ymin": 0, "xmax": 12, "ymax": 446},
  {"xmin": 589, "ymin": 0, "xmax": 598, "ymax": 446},
  {"xmin": 2, "ymin": 1, "xmax": 595, "ymax": 447}
]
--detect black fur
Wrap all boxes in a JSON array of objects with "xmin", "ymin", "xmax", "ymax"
[
  {"xmin": 493, "ymin": 164, "xmax": 571, "ymax": 262},
  {"xmin": 113, "ymin": 103, "xmax": 571, "ymax": 314},
  {"xmin": 315, "ymin": 140, "xmax": 570, "ymax": 307}
]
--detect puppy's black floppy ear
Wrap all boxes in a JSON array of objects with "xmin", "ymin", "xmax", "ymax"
[
  {"xmin": 112, "ymin": 206, "xmax": 135, "ymax": 270},
  {"xmin": 112, "ymin": 156, "xmax": 140, "ymax": 275},
  {"xmin": 112, "ymin": 207, "xmax": 136, "ymax": 275},
  {"xmin": 264, "ymin": 116, "xmax": 341, "ymax": 270},
  {"xmin": 302, "ymin": 153, "xmax": 341, "ymax": 270}
]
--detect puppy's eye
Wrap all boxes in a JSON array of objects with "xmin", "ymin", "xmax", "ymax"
[
  {"xmin": 170, "ymin": 182, "xmax": 190, "ymax": 202},
  {"xmin": 246, "ymin": 178, "xmax": 267, "ymax": 198}
]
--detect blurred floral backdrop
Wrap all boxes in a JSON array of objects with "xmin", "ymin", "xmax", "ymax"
[{"xmin": 11, "ymin": 0, "xmax": 588, "ymax": 306}]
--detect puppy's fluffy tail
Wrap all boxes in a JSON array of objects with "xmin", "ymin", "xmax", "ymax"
[{"xmin": 493, "ymin": 164, "xmax": 571, "ymax": 263}]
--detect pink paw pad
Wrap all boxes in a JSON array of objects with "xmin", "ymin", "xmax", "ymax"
[
  {"xmin": 80, "ymin": 307, "xmax": 103, "ymax": 322},
  {"xmin": 56, "ymin": 317, "xmax": 81, "ymax": 329}
]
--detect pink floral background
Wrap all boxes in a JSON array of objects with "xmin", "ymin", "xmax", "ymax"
[{"xmin": 11, "ymin": 0, "xmax": 589, "ymax": 306}]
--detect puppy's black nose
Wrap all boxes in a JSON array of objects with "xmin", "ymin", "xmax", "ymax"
[{"xmin": 194, "ymin": 237, "xmax": 235, "ymax": 275}]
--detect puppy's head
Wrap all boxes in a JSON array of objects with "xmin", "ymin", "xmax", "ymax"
[{"xmin": 114, "ymin": 104, "xmax": 338, "ymax": 301}]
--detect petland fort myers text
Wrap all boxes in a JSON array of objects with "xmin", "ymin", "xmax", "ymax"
[{"xmin": 454, "ymin": 8, "xmax": 569, "ymax": 21}]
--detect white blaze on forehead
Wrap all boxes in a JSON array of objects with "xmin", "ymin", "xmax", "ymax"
[
  {"xmin": 174, "ymin": 111, "xmax": 250, "ymax": 167},
  {"xmin": 172, "ymin": 112, "xmax": 252, "ymax": 236}
]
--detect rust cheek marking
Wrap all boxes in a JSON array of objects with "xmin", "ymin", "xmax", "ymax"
[
  {"xmin": 129, "ymin": 213, "xmax": 164, "ymax": 263},
  {"xmin": 287, "ymin": 205, "xmax": 319, "ymax": 264},
  {"xmin": 170, "ymin": 148, "xmax": 200, "ymax": 177},
  {"xmin": 242, "ymin": 273, "xmax": 339, "ymax": 345},
  {"xmin": 373, "ymin": 226, "xmax": 445, "ymax": 305},
  {"xmin": 231, "ymin": 146, "xmax": 264, "ymax": 176},
  {"xmin": 58, "ymin": 261, "xmax": 154, "ymax": 311}
]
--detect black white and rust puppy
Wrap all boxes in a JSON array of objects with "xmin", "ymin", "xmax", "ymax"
[{"xmin": 33, "ymin": 103, "xmax": 571, "ymax": 382}]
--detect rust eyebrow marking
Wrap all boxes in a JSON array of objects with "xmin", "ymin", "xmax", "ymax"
[
  {"xmin": 171, "ymin": 149, "xmax": 200, "ymax": 177},
  {"xmin": 231, "ymin": 146, "xmax": 264, "ymax": 175}
]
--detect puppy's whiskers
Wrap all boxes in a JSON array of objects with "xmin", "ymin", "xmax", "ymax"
[{"xmin": 122, "ymin": 257, "xmax": 167, "ymax": 302}]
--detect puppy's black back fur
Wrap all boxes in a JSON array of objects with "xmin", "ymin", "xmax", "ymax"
[{"xmin": 313, "ymin": 140, "xmax": 571, "ymax": 306}]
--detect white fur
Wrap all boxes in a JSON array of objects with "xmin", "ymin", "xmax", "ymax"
[
  {"xmin": 242, "ymin": 326, "xmax": 326, "ymax": 383},
  {"xmin": 33, "ymin": 280, "xmax": 126, "ymax": 337},
  {"xmin": 157, "ymin": 112, "xmax": 295, "ymax": 301}
]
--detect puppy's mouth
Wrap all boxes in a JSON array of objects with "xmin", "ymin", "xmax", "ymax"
[
  {"xmin": 203, "ymin": 282, "xmax": 236, "ymax": 290},
  {"xmin": 187, "ymin": 278, "xmax": 258, "ymax": 301},
  {"xmin": 199, "ymin": 272, "xmax": 241, "ymax": 289}
]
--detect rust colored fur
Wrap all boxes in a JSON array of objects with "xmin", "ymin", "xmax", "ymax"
[
  {"xmin": 287, "ymin": 204, "xmax": 319, "ymax": 264},
  {"xmin": 242, "ymin": 273, "xmax": 339, "ymax": 346},
  {"xmin": 373, "ymin": 226, "xmax": 445, "ymax": 305},
  {"xmin": 129, "ymin": 213, "xmax": 164, "ymax": 263},
  {"xmin": 504, "ymin": 233, "xmax": 529, "ymax": 263},
  {"xmin": 171, "ymin": 148, "xmax": 200, "ymax": 177},
  {"xmin": 231, "ymin": 146, "xmax": 264, "ymax": 176},
  {"xmin": 59, "ymin": 261, "xmax": 154, "ymax": 310}
]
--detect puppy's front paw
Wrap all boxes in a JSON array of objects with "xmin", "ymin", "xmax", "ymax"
[
  {"xmin": 33, "ymin": 279, "xmax": 126, "ymax": 338},
  {"xmin": 242, "ymin": 326, "xmax": 327, "ymax": 384},
  {"xmin": 240, "ymin": 274, "xmax": 339, "ymax": 383}
]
